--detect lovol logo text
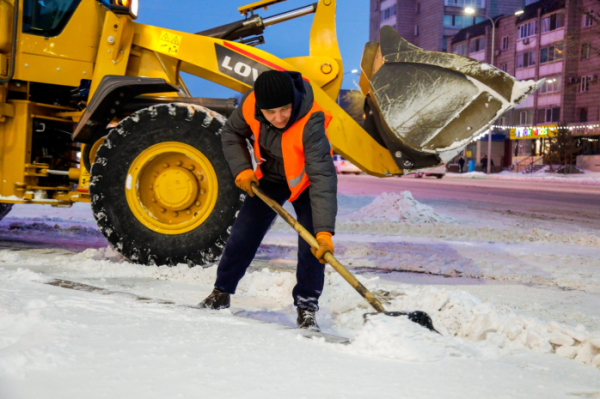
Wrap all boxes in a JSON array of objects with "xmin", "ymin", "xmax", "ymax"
[{"xmin": 215, "ymin": 44, "xmax": 272, "ymax": 87}]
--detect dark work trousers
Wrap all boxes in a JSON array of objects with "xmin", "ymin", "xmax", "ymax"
[{"xmin": 214, "ymin": 179, "xmax": 325, "ymax": 310}]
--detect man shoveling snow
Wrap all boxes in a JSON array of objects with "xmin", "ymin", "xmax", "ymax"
[{"xmin": 197, "ymin": 70, "xmax": 337, "ymax": 332}]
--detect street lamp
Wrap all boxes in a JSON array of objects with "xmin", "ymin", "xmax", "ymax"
[{"xmin": 465, "ymin": 6, "xmax": 496, "ymax": 175}]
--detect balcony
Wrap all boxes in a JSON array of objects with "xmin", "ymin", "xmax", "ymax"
[
  {"xmin": 515, "ymin": 66, "xmax": 536, "ymax": 80},
  {"xmin": 540, "ymin": 28, "xmax": 564, "ymax": 46},
  {"xmin": 515, "ymin": 94, "xmax": 535, "ymax": 109},
  {"xmin": 539, "ymin": 61, "xmax": 563, "ymax": 76},
  {"xmin": 537, "ymin": 93, "xmax": 561, "ymax": 107}
]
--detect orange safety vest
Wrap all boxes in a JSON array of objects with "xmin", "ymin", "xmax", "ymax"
[{"xmin": 242, "ymin": 91, "xmax": 333, "ymax": 202}]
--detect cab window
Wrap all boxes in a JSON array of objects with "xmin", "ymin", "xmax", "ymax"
[{"xmin": 22, "ymin": 0, "xmax": 82, "ymax": 37}]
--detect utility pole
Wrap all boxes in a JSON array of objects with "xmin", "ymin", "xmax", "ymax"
[{"xmin": 465, "ymin": 7, "xmax": 496, "ymax": 174}]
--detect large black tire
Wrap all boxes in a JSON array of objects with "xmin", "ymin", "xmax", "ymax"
[
  {"xmin": 90, "ymin": 104, "xmax": 242, "ymax": 266},
  {"xmin": 0, "ymin": 203, "xmax": 13, "ymax": 221}
]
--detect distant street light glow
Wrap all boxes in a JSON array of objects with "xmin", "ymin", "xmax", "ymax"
[
  {"xmin": 464, "ymin": 6, "xmax": 475, "ymax": 15},
  {"xmin": 515, "ymin": 10, "xmax": 524, "ymax": 15}
]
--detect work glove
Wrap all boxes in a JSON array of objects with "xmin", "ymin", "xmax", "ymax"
[
  {"xmin": 235, "ymin": 169, "xmax": 259, "ymax": 197},
  {"xmin": 311, "ymin": 232, "xmax": 334, "ymax": 264}
]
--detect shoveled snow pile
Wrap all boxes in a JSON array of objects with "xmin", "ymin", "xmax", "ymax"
[
  {"xmin": 344, "ymin": 314, "xmax": 484, "ymax": 362},
  {"xmin": 351, "ymin": 192, "xmax": 454, "ymax": 224},
  {"xmin": 9, "ymin": 248, "xmax": 598, "ymax": 369}
]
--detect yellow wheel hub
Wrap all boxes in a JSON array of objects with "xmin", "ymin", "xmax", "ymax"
[
  {"xmin": 154, "ymin": 168, "xmax": 198, "ymax": 211},
  {"xmin": 125, "ymin": 142, "xmax": 218, "ymax": 235}
]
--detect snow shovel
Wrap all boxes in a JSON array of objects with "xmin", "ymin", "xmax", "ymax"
[{"xmin": 250, "ymin": 183, "xmax": 439, "ymax": 333}]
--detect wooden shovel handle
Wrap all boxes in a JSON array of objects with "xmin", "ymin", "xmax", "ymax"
[{"xmin": 251, "ymin": 183, "xmax": 386, "ymax": 313}]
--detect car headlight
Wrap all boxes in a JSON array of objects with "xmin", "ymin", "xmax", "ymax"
[{"xmin": 110, "ymin": 0, "xmax": 139, "ymax": 19}]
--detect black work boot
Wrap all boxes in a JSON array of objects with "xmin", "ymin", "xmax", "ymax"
[
  {"xmin": 197, "ymin": 288, "xmax": 230, "ymax": 310},
  {"xmin": 297, "ymin": 307, "xmax": 320, "ymax": 332}
]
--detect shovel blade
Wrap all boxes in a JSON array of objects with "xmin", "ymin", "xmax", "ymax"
[{"xmin": 364, "ymin": 310, "xmax": 440, "ymax": 334}]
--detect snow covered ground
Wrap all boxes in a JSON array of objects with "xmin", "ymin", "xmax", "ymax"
[
  {"xmin": 447, "ymin": 168, "xmax": 600, "ymax": 186},
  {"xmin": 1, "ymin": 176, "xmax": 600, "ymax": 398}
]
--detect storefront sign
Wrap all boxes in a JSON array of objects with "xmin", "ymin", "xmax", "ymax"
[{"xmin": 510, "ymin": 125, "xmax": 557, "ymax": 140}]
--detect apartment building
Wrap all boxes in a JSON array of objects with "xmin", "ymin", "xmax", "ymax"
[
  {"xmin": 449, "ymin": 0, "xmax": 600, "ymax": 170},
  {"xmin": 369, "ymin": 0, "xmax": 524, "ymax": 52}
]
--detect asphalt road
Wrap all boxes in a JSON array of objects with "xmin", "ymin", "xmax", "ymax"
[{"xmin": 337, "ymin": 174, "xmax": 600, "ymax": 232}]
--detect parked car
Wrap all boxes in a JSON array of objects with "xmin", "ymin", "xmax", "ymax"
[
  {"xmin": 333, "ymin": 155, "xmax": 362, "ymax": 175},
  {"xmin": 414, "ymin": 164, "xmax": 447, "ymax": 179}
]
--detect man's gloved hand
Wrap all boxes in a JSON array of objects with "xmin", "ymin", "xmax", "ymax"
[
  {"xmin": 235, "ymin": 169, "xmax": 258, "ymax": 197},
  {"xmin": 311, "ymin": 232, "xmax": 333, "ymax": 264}
]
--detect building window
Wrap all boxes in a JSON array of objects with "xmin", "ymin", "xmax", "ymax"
[
  {"xmin": 381, "ymin": 4, "xmax": 397, "ymax": 21},
  {"xmin": 537, "ymin": 107, "xmax": 560, "ymax": 123},
  {"xmin": 444, "ymin": 0, "xmax": 485, "ymax": 8},
  {"xmin": 453, "ymin": 42, "xmax": 467, "ymax": 56},
  {"xmin": 580, "ymin": 108, "xmax": 588, "ymax": 122},
  {"xmin": 518, "ymin": 21, "xmax": 538, "ymax": 39},
  {"xmin": 443, "ymin": 14, "xmax": 484, "ymax": 29},
  {"xmin": 582, "ymin": 12, "xmax": 594, "ymax": 27},
  {"xmin": 519, "ymin": 110, "xmax": 533, "ymax": 125},
  {"xmin": 581, "ymin": 75, "xmax": 592, "ymax": 92},
  {"xmin": 416, "ymin": 2, "xmax": 421, "ymax": 14},
  {"xmin": 502, "ymin": 36, "xmax": 509, "ymax": 50},
  {"xmin": 501, "ymin": 63, "xmax": 508, "ymax": 72},
  {"xmin": 540, "ymin": 44, "xmax": 564, "ymax": 63},
  {"xmin": 541, "ymin": 13, "xmax": 565, "ymax": 32},
  {"xmin": 581, "ymin": 43, "xmax": 592, "ymax": 59},
  {"xmin": 539, "ymin": 76, "xmax": 562, "ymax": 93},
  {"xmin": 516, "ymin": 51, "xmax": 536, "ymax": 68},
  {"xmin": 469, "ymin": 36, "xmax": 486, "ymax": 53},
  {"xmin": 415, "ymin": 25, "xmax": 419, "ymax": 36}
]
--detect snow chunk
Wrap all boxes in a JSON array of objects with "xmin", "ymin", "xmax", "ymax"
[{"xmin": 353, "ymin": 192, "xmax": 454, "ymax": 224}]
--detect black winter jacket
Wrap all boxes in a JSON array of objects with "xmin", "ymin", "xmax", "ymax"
[{"xmin": 220, "ymin": 72, "xmax": 337, "ymax": 234}]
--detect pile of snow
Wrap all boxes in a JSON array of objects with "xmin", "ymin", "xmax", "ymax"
[
  {"xmin": 344, "ymin": 314, "xmax": 484, "ymax": 362},
  {"xmin": 383, "ymin": 284, "xmax": 600, "ymax": 368},
  {"xmin": 351, "ymin": 192, "xmax": 454, "ymax": 224}
]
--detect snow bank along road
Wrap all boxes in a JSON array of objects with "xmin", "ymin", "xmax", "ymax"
[{"xmin": 1, "ymin": 175, "xmax": 600, "ymax": 398}]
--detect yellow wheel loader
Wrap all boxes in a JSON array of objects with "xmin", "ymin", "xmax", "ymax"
[{"xmin": 0, "ymin": 0, "xmax": 542, "ymax": 265}]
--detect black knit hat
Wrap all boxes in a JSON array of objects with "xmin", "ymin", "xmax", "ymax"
[{"xmin": 254, "ymin": 70, "xmax": 294, "ymax": 110}]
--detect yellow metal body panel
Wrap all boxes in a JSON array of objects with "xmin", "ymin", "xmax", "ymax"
[
  {"xmin": 17, "ymin": 52, "xmax": 93, "ymax": 87},
  {"xmin": 0, "ymin": 0, "xmax": 14, "ymax": 53},
  {"xmin": 89, "ymin": 13, "xmax": 134, "ymax": 98},
  {"xmin": 309, "ymin": 0, "xmax": 343, "ymax": 100},
  {"xmin": 284, "ymin": 55, "xmax": 339, "ymax": 88},
  {"xmin": 0, "ymin": 101, "xmax": 34, "ymax": 198},
  {"xmin": 125, "ymin": 48, "xmax": 181, "ymax": 92}
]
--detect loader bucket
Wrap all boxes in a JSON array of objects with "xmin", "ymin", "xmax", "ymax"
[{"xmin": 360, "ymin": 26, "xmax": 544, "ymax": 171}]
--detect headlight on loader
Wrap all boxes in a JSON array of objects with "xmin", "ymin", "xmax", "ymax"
[{"xmin": 110, "ymin": 0, "xmax": 139, "ymax": 19}]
